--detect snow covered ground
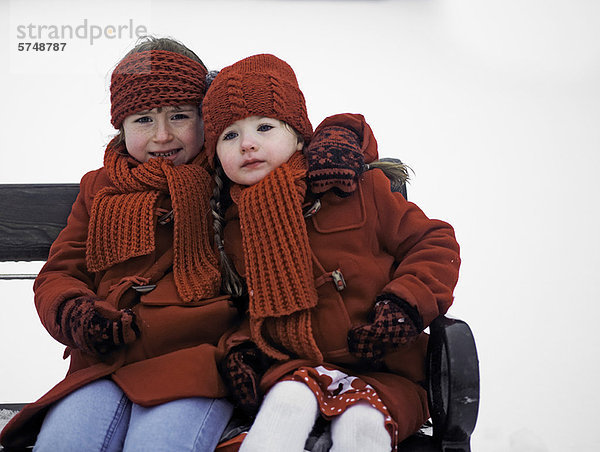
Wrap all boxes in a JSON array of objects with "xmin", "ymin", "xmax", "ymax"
[{"xmin": 2, "ymin": 1, "xmax": 600, "ymax": 450}]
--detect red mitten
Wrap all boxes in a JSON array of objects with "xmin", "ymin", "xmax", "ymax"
[
  {"xmin": 348, "ymin": 294, "xmax": 422, "ymax": 363},
  {"xmin": 57, "ymin": 295, "xmax": 140, "ymax": 355},
  {"xmin": 306, "ymin": 113, "xmax": 379, "ymax": 197},
  {"xmin": 221, "ymin": 342, "xmax": 272, "ymax": 416},
  {"xmin": 305, "ymin": 125, "xmax": 365, "ymax": 197}
]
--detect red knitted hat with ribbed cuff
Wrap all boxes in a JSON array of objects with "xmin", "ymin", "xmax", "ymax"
[
  {"xmin": 110, "ymin": 50, "xmax": 208, "ymax": 129},
  {"xmin": 202, "ymin": 54, "xmax": 313, "ymax": 165}
]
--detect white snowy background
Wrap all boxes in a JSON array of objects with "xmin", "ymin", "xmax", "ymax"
[{"xmin": 1, "ymin": 0, "xmax": 599, "ymax": 451}]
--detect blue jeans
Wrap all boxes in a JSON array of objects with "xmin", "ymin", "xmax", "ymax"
[{"xmin": 34, "ymin": 379, "xmax": 233, "ymax": 452}]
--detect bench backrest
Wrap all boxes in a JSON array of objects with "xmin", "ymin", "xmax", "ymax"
[
  {"xmin": 0, "ymin": 161, "xmax": 409, "ymax": 264},
  {"xmin": 0, "ymin": 184, "xmax": 80, "ymax": 262}
]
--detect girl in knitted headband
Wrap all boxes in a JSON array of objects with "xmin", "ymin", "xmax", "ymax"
[
  {"xmin": 203, "ymin": 54, "xmax": 461, "ymax": 452},
  {"xmin": 2, "ymin": 37, "xmax": 233, "ymax": 452}
]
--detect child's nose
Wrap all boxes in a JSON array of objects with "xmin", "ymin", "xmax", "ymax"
[
  {"xmin": 241, "ymin": 135, "xmax": 258, "ymax": 153},
  {"xmin": 153, "ymin": 119, "xmax": 173, "ymax": 142}
]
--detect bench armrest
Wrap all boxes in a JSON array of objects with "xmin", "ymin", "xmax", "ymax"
[{"xmin": 426, "ymin": 316, "xmax": 480, "ymax": 452}]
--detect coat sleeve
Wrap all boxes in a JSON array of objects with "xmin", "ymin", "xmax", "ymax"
[
  {"xmin": 370, "ymin": 170, "xmax": 461, "ymax": 327},
  {"xmin": 217, "ymin": 318, "xmax": 253, "ymax": 356},
  {"xmin": 33, "ymin": 169, "xmax": 104, "ymax": 345}
]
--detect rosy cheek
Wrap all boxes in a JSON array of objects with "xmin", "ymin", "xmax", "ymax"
[
  {"xmin": 221, "ymin": 156, "xmax": 239, "ymax": 180},
  {"xmin": 221, "ymin": 157, "xmax": 233, "ymax": 173},
  {"xmin": 124, "ymin": 135, "xmax": 148, "ymax": 162}
]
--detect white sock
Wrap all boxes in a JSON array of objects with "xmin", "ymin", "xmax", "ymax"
[
  {"xmin": 239, "ymin": 380, "xmax": 319, "ymax": 452},
  {"xmin": 330, "ymin": 401, "xmax": 391, "ymax": 452}
]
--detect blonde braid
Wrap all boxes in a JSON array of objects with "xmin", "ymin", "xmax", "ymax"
[{"xmin": 368, "ymin": 159, "xmax": 412, "ymax": 194}]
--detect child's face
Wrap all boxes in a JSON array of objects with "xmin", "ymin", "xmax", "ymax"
[
  {"xmin": 216, "ymin": 116, "xmax": 303, "ymax": 186},
  {"xmin": 122, "ymin": 104, "xmax": 204, "ymax": 166}
]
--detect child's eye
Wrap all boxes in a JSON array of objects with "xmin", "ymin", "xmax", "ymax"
[
  {"xmin": 171, "ymin": 113, "xmax": 189, "ymax": 120},
  {"xmin": 134, "ymin": 116, "xmax": 152, "ymax": 124},
  {"xmin": 257, "ymin": 124, "xmax": 274, "ymax": 132},
  {"xmin": 222, "ymin": 131, "xmax": 238, "ymax": 141}
]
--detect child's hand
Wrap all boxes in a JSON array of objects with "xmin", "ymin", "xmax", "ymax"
[
  {"xmin": 306, "ymin": 124, "xmax": 365, "ymax": 197},
  {"xmin": 221, "ymin": 342, "xmax": 272, "ymax": 417},
  {"xmin": 57, "ymin": 296, "xmax": 140, "ymax": 356},
  {"xmin": 347, "ymin": 295, "xmax": 422, "ymax": 363}
]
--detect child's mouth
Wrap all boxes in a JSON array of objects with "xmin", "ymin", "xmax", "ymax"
[
  {"xmin": 150, "ymin": 149, "xmax": 181, "ymax": 158},
  {"xmin": 242, "ymin": 159, "xmax": 264, "ymax": 168}
]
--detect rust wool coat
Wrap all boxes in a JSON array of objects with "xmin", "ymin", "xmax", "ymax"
[
  {"xmin": 0, "ymin": 167, "xmax": 239, "ymax": 449},
  {"xmin": 220, "ymin": 166, "xmax": 461, "ymax": 443}
]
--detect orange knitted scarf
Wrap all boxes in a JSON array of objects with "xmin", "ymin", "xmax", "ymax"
[
  {"xmin": 86, "ymin": 138, "xmax": 220, "ymax": 301},
  {"xmin": 236, "ymin": 152, "xmax": 323, "ymax": 362}
]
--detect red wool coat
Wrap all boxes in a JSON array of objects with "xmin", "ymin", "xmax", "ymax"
[
  {"xmin": 220, "ymin": 167, "xmax": 461, "ymax": 443},
  {"xmin": 0, "ymin": 168, "xmax": 239, "ymax": 449}
]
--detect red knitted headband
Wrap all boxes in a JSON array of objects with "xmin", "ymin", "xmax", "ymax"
[
  {"xmin": 202, "ymin": 54, "xmax": 313, "ymax": 165},
  {"xmin": 110, "ymin": 50, "xmax": 208, "ymax": 129}
]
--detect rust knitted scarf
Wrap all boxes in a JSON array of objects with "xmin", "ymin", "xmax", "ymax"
[
  {"xmin": 236, "ymin": 152, "xmax": 323, "ymax": 362},
  {"xmin": 86, "ymin": 138, "xmax": 220, "ymax": 301}
]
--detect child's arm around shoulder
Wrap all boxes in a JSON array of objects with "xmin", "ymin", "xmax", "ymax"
[
  {"xmin": 306, "ymin": 113, "xmax": 378, "ymax": 196},
  {"xmin": 367, "ymin": 168, "xmax": 461, "ymax": 327}
]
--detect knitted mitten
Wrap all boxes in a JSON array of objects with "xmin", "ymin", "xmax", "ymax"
[
  {"xmin": 306, "ymin": 125, "xmax": 365, "ymax": 197},
  {"xmin": 57, "ymin": 295, "xmax": 140, "ymax": 355},
  {"xmin": 221, "ymin": 342, "xmax": 272, "ymax": 416},
  {"xmin": 347, "ymin": 294, "xmax": 422, "ymax": 363}
]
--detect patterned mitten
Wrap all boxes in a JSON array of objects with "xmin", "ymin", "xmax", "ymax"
[
  {"xmin": 221, "ymin": 342, "xmax": 272, "ymax": 416},
  {"xmin": 57, "ymin": 295, "xmax": 140, "ymax": 355},
  {"xmin": 347, "ymin": 294, "xmax": 422, "ymax": 363},
  {"xmin": 306, "ymin": 125, "xmax": 365, "ymax": 197}
]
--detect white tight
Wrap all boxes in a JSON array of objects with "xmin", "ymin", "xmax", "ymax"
[
  {"xmin": 239, "ymin": 380, "xmax": 391, "ymax": 452},
  {"xmin": 330, "ymin": 400, "xmax": 391, "ymax": 452},
  {"xmin": 239, "ymin": 380, "xmax": 318, "ymax": 452}
]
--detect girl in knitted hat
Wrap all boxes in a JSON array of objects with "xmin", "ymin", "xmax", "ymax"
[
  {"xmin": 0, "ymin": 38, "xmax": 374, "ymax": 452},
  {"xmin": 202, "ymin": 54, "xmax": 461, "ymax": 452}
]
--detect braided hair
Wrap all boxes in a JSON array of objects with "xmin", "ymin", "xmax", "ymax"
[{"xmin": 210, "ymin": 162, "xmax": 246, "ymax": 301}]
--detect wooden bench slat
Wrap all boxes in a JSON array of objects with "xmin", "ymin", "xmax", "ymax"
[{"xmin": 0, "ymin": 184, "xmax": 79, "ymax": 262}]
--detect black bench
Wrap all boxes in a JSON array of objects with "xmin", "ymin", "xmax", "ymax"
[{"xmin": 0, "ymin": 183, "xmax": 479, "ymax": 452}]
